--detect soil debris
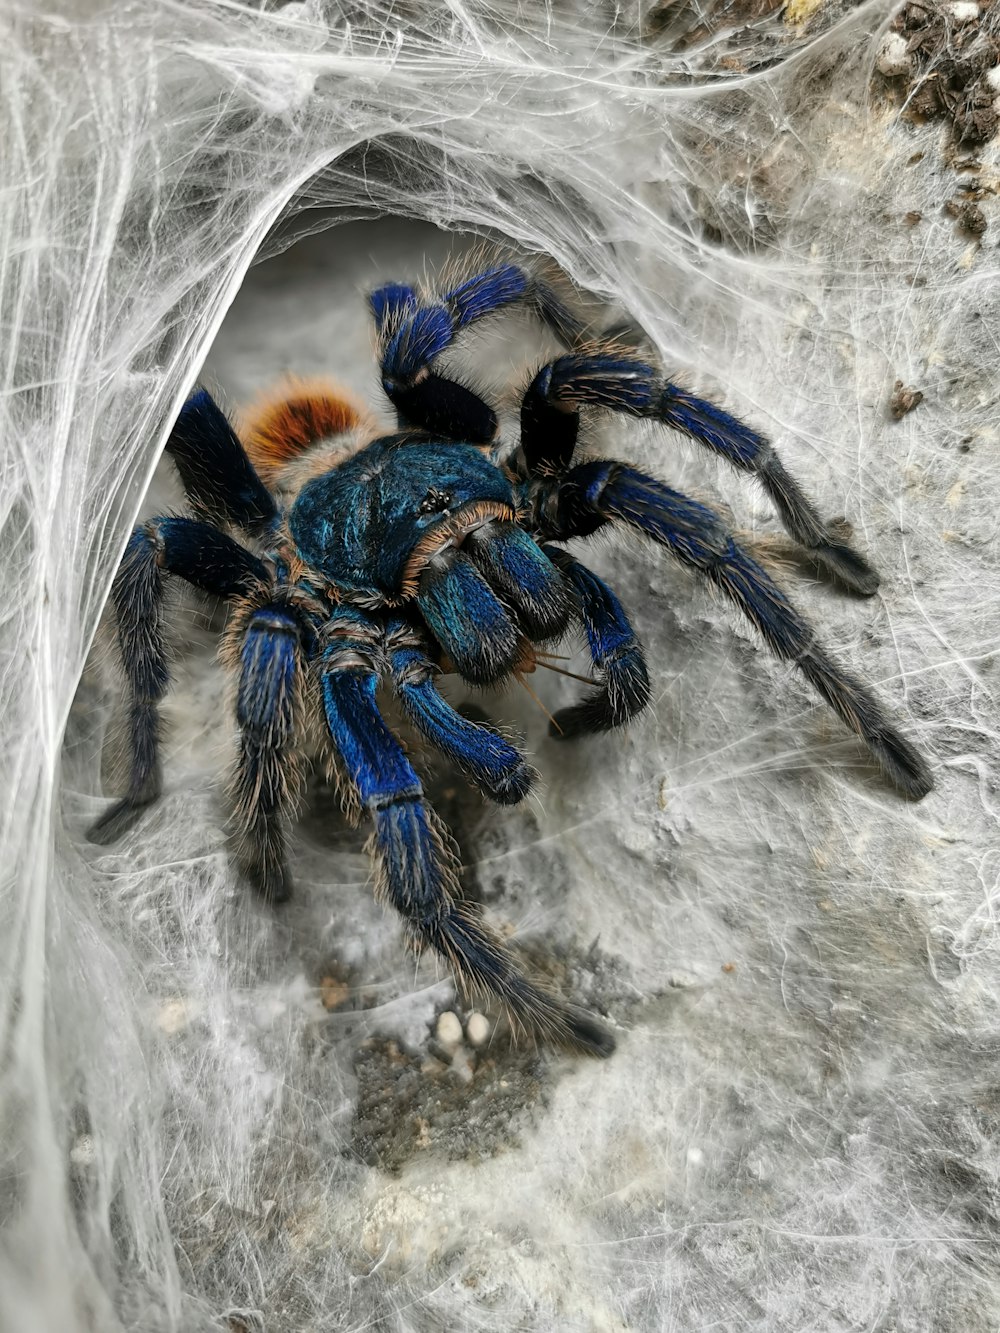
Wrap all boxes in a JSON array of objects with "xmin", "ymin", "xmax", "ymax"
[
  {"xmin": 890, "ymin": 380, "xmax": 925, "ymax": 419},
  {"xmin": 882, "ymin": 0, "xmax": 999, "ymax": 147},
  {"xmin": 945, "ymin": 194, "xmax": 989, "ymax": 233}
]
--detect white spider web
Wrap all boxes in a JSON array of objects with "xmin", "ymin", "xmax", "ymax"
[{"xmin": 3, "ymin": 1, "xmax": 999, "ymax": 1329}]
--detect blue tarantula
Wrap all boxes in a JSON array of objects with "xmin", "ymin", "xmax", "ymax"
[{"xmin": 90, "ymin": 256, "xmax": 933, "ymax": 1056}]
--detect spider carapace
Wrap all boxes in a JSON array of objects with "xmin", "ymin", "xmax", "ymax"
[{"xmin": 90, "ymin": 256, "xmax": 932, "ymax": 1056}]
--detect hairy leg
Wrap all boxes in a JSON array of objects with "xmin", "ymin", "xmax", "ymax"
[
  {"xmin": 369, "ymin": 259, "xmax": 585, "ymax": 440},
  {"xmin": 536, "ymin": 461, "xmax": 932, "ymax": 798},
  {"xmin": 385, "ymin": 617, "xmax": 534, "ymax": 804},
  {"xmin": 166, "ymin": 388, "xmax": 278, "ymax": 537},
  {"xmin": 413, "ymin": 526, "xmax": 570, "ymax": 686},
  {"xmin": 88, "ymin": 518, "xmax": 268, "ymax": 842},
  {"xmin": 541, "ymin": 546, "xmax": 651, "ymax": 739},
  {"xmin": 319, "ymin": 607, "xmax": 614, "ymax": 1055},
  {"xmin": 416, "ymin": 551, "xmax": 524, "ymax": 685},
  {"xmin": 225, "ymin": 599, "xmax": 308, "ymax": 903},
  {"xmin": 518, "ymin": 351, "xmax": 879, "ymax": 594}
]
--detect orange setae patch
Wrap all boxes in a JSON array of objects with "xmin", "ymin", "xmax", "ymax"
[{"xmin": 240, "ymin": 377, "xmax": 370, "ymax": 482}]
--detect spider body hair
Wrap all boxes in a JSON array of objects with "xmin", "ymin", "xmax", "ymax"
[{"xmin": 240, "ymin": 376, "xmax": 377, "ymax": 494}]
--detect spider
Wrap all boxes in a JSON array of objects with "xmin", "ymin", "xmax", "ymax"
[{"xmin": 89, "ymin": 254, "xmax": 933, "ymax": 1057}]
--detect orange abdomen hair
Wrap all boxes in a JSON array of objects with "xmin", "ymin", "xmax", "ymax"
[{"xmin": 240, "ymin": 378, "xmax": 373, "ymax": 483}]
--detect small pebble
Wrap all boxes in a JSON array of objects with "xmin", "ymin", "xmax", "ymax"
[
  {"xmin": 946, "ymin": 197, "xmax": 988, "ymax": 236},
  {"xmin": 435, "ymin": 1010, "xmax": 463, "ymax": 1050},
  {"xmin": 962, "ymin": 203, "xmax": 988, "ymax": 235},
  {"xmin": 70, "ymin": 1134, "xmax": 96, "ymax": 1167},
  {"xmin": 465, "ymin": 1012, "xmax": 490, "ymax": 1047},
  {"xmin": 946, "ymin": 1, "xmax": 979, "ymax": 21},
  {"xmin": 876, "ymin": 32, "xmax": 911, "ymax": 78},
  {"xmin": 319, "ymin": 974, "xmax": 350, "ymax": 1011}
]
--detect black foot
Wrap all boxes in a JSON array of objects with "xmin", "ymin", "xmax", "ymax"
[
  {"xmin": 812, "ymin": 533, "xmax": 880, "ymax": 597},
  {"xmin": 86, "ymin": 796, "xmax": 156, "ymax": 845},
  {"xmin": 243, "ymin": 858, "xmax": 294, "ymax": 905},
  {"xmin": 564, "ymin": 1006, "xmax": 616, "ymax": 1058}
]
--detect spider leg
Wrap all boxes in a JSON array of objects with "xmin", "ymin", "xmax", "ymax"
[
  {"xmin": 540, "ymin": 461, "xmax": 932, "ymax": 799},
  {"xmin": 518, "ymin": 352, "xmax": 879, "ymax": 595},
  {"xmin": 368, "ymin": 261, "xmax": 585, "ymax": 441},
  {"xmin": 413, "ymin": 525, "xmax": 571, "ymax": 686},
  {"xmin": 226, "ymin": 599, "xmax": 308, "ymax": 904},
  {"xmin": 461, "ymin": 520, "xmax": 572, "ymax": 642},
  {"xmin": 88, "ymin": 518, "xmax": 269, "ymax": 843},
  {"xmin": 319, "ymin": 607, "xmax": 613, "ymax": 1056},
  {"xmin": 385, "ymin": 617, "xmax": 535, "ymax": 805},
  {"xmin": 166, "ymin": 388, "xmax": 278, "ymax": 537},
  {"xmin": 539, "ymin": 546, "xmax": 651, "ymax": 739},
  {"xmin": 416, "ymin": 552, "xmax": 524, "ymax": 685}
]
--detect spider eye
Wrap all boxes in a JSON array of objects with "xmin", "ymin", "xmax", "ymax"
[{"xmin": 419, "ymin": 487, "xmax": 453, "ymax": 515}]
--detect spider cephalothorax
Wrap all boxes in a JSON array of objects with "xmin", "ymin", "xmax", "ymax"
[{"xmin": 89, "ymin": 255, "xmax": 933, "ymax": 1056}]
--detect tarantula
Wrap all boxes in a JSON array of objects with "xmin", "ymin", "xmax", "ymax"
[{"xmin": 89, "ymin": 255, "xmax": 932, "ymax": 1056}]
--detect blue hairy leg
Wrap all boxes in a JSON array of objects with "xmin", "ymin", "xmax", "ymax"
[
  {"xmin": 415, "ymin": 552, "xmax": 523, "ymax": 686},
  {"xmin": 385, "ymin": 618, "xmax": 534, "ymax": 804},
  {"xmin": 461, "ymin": 522, "xmax": 570, "ymax": 642},
  {"xmin": 519, "ymin": 351, "xmax": 879, "ymax": 595},
  {"xmin": 541, "ymin": 546, "xmax": 651, "ymax": 739},
  {"xmin": 320, "ymin": 608, "xmax": 613, "ymax": 1056},
  {"xmin": 166, "ymin": 388, "xmax": 278, "ymax": 537},
  {"xmin": 88, "ymin": 519, "xmax": 269, "ymax": 843},
  {"xmin": 230, "ymin": 601, "xmax": 307, "ymax": 903},
  {"xmin": 541, "ymin": 461, "xmax": 932, "ymax": 799},
  {"xmin": 368, "ymin": 260, "xmax": 585, "ymax": 440}
]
